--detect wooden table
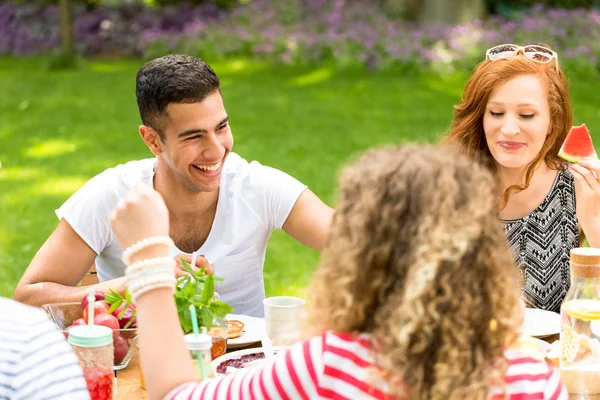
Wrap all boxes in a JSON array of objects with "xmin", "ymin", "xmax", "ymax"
[{"xmin": 116, "ymin": 352, "xmax": 147, "ymax": 400}]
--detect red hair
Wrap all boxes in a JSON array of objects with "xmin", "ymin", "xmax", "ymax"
[{"xmin": 447, "ymin": 53, "xmax": 572, "ymax": 206}]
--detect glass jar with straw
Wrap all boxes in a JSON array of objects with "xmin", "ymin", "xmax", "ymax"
[
  {"xmin": 560, "ymin": 247, "xmax": 600, "ymax": 394},
  {"xmin": 187, "ymin": 305, "xmax": 214, "ymax": 379},
  {"xmin": 69, "ymin": 289, "xmax": 114, "ymax": 400}
]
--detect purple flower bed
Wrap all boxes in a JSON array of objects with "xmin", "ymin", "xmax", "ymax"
[
  {"xmin": 0, "ymin": 1, "xmax": 225, "ymax": 57},
  {"xmin": 2, "ymin": 1, "xmax": 600, "ymax": 71}
]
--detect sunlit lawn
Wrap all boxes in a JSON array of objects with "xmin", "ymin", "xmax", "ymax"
[{"xmin": 1, "ymin": 57, "xmax": 600, "ymax": 299}]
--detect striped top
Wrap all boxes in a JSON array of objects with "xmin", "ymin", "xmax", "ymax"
[
  {"xmin": 0, "ymin": 298, "xmax": 90, "ymax": 400},
  {"xmin": 166, "ymin": 331, "xmax": 567, "ymax": 400}
]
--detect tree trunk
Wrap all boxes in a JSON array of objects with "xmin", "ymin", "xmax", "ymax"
[
  {"xmin": 382, "ymin": 0, "xmax": 421, "ymax": 20},
  {"xmin": 59, "ymin": 0, "xmax": 74, "ymax": 56}
]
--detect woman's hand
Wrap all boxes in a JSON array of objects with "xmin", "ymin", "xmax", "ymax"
[
  {"xmin": 110, "ymin": 183, "xmax": 170, "ymax": 250},
  {"xmin": 569, "ymin": 157, "xmax": 600, "ymax": 247}
]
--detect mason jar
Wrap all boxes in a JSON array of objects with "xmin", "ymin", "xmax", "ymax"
[
  {"xmin": 208, "ymin": 317, "xmax": 228, "ymax": 360},
  {"xmin": 560, "ymin": 247, "xmax": 600, "ymax": 395},
  {"xmin": 69, "ymin": 325, "xmax": 114, "ymax": 400},
  {"xmin": 184, "ymin": 333, "xmax": 214, "ymax": 379}
]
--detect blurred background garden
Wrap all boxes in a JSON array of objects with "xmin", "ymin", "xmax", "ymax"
[{"xmin": 2, "ymin": 0, "xmax": 600, "ymax": 298}]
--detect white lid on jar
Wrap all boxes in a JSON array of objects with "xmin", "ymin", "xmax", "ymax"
[{"xmin": 184, "ymin": 333, "xmax": 212, "ymax": 350}]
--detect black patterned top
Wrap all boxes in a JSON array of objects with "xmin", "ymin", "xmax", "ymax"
[{"xmin": 502, "ymin": 165, "xmax": 579, "ymax": 313}]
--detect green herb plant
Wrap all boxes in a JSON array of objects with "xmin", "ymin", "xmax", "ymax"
[
  {"xmin": 176, "ymin": 259, "xmax": 234, "ymax": 334},
  {"xmin": 103, "ymin": 259, "xmax": 234, "ymax": 332},
  {"xmin": 105, "ymin": 288, "xmax": 137, "ymax": 329}
]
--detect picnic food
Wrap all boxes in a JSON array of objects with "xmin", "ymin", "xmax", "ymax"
[
  {"xmin": 105, "ymin": 289, "xmax": 138, "ymax": 329},
  {"xmin": 215, "ymin": 350, "xmax": 279, "ymax": 375},
  {"xmin": 558, "ymin": 124, "xmax": 597, "ymax": 163},
  {"xmin": 513, "ymin": 334, "xmax": 547, "ymax": 361},
  {"xmin": 113, "ymin": 336, "xmax": 130, "ymax": 365},
  {"xmin": 81, "ymin": 291, "xmax": 106, "ymax": 310},
  {"xmin": 82, "ymin": 301, "xmax": 110, "ymax": 322},
  {"xmin": 94, "ymin": 313, "xmax": 120, "ymax": 340},
  {"xmin": 227, "ymin": 320, "xmax": 245, "ymax": 339},
  {"xmin": 111, "ymin": 302, "xmax": 137, "ymax": 329},
  {"xmin": 60, "ymin": 293, "xmax": 137, "ymax": 368}
]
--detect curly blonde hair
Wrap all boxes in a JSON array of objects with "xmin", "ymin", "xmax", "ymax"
[{"xmin": 306, "ymin": 144, "xmax": 521, "ymax": 399}]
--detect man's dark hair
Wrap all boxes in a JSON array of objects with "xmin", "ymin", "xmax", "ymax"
[{"xmin": 136, "ymin": 54, "xmax": 220, "ymax": 140}]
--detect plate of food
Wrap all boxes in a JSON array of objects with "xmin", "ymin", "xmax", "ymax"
[
  {"xmin": 519, "ymin": 308, "xmax": 561, "ymax": 338},
  {"xmin": 226, "ymin": 314, "xmax": 267, "ymax": 349},
  {"xmin": 212, "ymin": 347, "xmax": 281, "ymax": 376},
  {"xmin": 513, "ymin": 334, "xmax": 551, "ymax": 361}
]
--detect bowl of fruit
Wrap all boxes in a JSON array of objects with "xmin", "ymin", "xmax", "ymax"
[{"xmin": 42, "ymin": 290, "xmax": 138, "ymax": 371}]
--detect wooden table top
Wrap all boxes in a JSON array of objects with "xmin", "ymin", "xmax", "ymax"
[{"xmin": 116, "ymin": 352, "xmax": 147, "ymax": 400}]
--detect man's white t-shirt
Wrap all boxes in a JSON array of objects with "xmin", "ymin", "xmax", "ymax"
[{"xmin": 56, "ymin": 153, "xmax": 307, "ymax": 317}]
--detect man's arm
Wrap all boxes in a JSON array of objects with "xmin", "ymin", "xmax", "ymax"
[
  {"xmin": 13, "ymin": 218, "xmax": 127, "ymax": 306},
  {"xmin": 282, "ymin": 189, "xmax": 334, "ymax": 252}
]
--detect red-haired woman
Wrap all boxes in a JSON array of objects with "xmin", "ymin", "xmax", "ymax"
[{"xmin": 447, "ymin": 44, "xmax": 600, "ymax": 312}]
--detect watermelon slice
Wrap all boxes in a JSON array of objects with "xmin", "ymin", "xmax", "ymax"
[{"xmin": 558, "ymin": 124, "xmax": 597, "ymax": 163}]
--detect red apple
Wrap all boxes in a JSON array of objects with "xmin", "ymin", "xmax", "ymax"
[
  {"xmin": 71, "ymin": 318, "xmax": 86, "ymax": 327},
  {"xmin": 81, "ymin": 291, "xmax": 106, "ymax": 311},
  {"xmin": 64, "ymin": 318, "xmax": 86, "ymax": 339},
  {"xmin": 113, "ymin": 336, "xmax": 130, "ymax": 365},
  {"xmin": 63, "ymin": 325, "xmax": 72, "ymax": 340},
  {"xmin": 94, "ymin": 313, "xmax": 120, "ymax": 340},
  {"xmin": 82, "ymin": 301, "xmax": 110, "ymax": 322},
  {"xmin": 112, "ymin": 303, "xmax": 137, "ymax": 329}
]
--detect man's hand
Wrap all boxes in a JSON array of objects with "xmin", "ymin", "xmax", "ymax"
[{"xmin": 173, "ymin": 253, "xmax": 214, "ymax": 277}]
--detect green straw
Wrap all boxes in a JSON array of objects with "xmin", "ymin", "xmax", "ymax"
[{"xmin": 189, "ymin": 305, "xmax": 208, "ymax": 380}]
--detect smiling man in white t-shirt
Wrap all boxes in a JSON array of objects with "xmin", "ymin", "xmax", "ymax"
[{"xmin": 14, "ymin": 54, "xmax": 334, "ymax": 317}]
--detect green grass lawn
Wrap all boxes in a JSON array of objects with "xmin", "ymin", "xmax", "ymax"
[{"xmin": 1, "ymin": 57, "xmax": 600, "ymax": 300}]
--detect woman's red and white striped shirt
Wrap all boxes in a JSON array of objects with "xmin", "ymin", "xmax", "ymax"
[{"xmin": 165, "ymin": 331, "xmax": 567, "ymax": 400}]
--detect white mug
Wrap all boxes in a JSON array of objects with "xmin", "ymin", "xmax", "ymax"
[{"xmin": 263, "ymin": 296, "xmax": 305, "ymax": 346}]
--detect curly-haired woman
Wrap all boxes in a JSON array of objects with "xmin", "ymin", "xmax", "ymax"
[
  {"xmin": 447, "ymin": 44, "xmax": 600, "ymax": 313},
  {"xmin": 110, "ymin": 144, "xmax": 566, "ymax": 400}
]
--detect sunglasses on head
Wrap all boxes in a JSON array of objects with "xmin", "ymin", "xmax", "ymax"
[{"xmin": 485, "ymin": 44, "xmax": 558, "ymax": 66}]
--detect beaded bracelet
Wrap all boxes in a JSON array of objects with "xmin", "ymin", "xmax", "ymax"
[
  {"xmin": 129, "ymin": 276, "xmax": 176, "ymax": 303},
  {"xmin": 126, "ymin": 257, "xmax": 176, "ymax": 274},
  {"xmin": 122, "ymin": 236, "xmax": 174, "ymax": 265},
  {"xmin": 126, "ymin": 266, "xmax": 174, "ymax": 282}
]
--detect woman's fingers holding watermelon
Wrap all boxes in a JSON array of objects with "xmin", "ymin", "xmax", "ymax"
[
  {"xmin": 578, "ymin": 158, "xmax": 600, "ymax": 178},
  {"xmin": 571, "ymin": 163, "xmax": 600, "ymax": 191}
]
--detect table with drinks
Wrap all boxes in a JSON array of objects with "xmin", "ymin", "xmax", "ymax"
[
  {"xmin": 55, "ymin": 245, "xmax": 600, "ymax": 399},
  {"xmin": 114, "ymin": 295, "xmax": 305, "ymax": 399}
]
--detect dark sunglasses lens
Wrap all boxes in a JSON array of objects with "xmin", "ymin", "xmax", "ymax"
[
  {"xmin": 488, "ymin": 45, "xmax": 519, "ymax": 60},
  {"xmin": 524, "ymin": 46, "xmax": 554, "ymax": 63}
]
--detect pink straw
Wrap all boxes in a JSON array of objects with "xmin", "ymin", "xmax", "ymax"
[{"xmin": 191, "ymin": 251, "xmax": 198, "ymax": 272}]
